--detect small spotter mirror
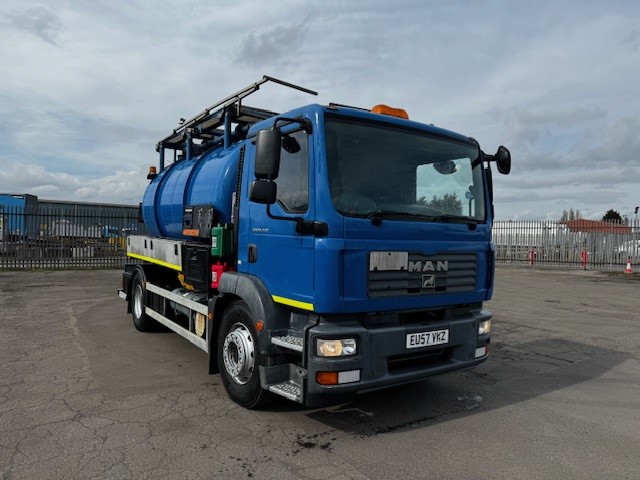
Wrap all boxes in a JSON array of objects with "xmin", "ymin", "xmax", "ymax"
[
  {"xmin": 282, "ymin": 134, "xmax": 301, "ymax": 154},
  {"xmin": 433, "ymin": 160, "xmax": 458, "ymax": 175}
]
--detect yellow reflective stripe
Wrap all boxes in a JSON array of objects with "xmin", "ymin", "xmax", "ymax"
[
  {"xmin": 272, "ymin": 295, "xmax": 314, "ymax": 311},
  {"xmin": 127, "ymin": 252, "xmax": 182, "ymax": 271}
]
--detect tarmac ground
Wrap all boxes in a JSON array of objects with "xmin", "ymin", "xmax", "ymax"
[{"xmin": 1, "ymin": 268, "xmax": 639, "ymax": 479}]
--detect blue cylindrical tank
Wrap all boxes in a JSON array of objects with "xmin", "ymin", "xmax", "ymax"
[{"xmin": 142, "ymin": 144, "xmax": 241, "ymax": 239}]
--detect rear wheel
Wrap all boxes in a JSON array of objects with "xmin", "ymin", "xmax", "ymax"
[
  {"xmin": 217, "ymin": 301, "xmax": 272, "ymax": 408},
  {"xmin": 131, "ymin": 274, "xmax": 155, "ymax": 332}
]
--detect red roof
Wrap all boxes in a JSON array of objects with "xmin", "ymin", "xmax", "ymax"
[{"xmin": 561, "ymin": 219, "xmax": 632, "ymax": 234}]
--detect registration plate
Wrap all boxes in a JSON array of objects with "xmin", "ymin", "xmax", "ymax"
[{"xmin": 406, "ymin": 329, "xmax": 449, "ymax": 349}]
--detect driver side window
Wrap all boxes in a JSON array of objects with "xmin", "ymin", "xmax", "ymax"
[{"xmin": 276, "ymin": 131, "xmax": 309, "ymax": 213}]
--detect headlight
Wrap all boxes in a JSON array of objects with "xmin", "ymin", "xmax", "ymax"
[
  {"xmin": 316, "ymin": 338, "xmax": 357, "ymax": 357},
  {"xmin": 478, "ymin": 320, "xmax": 491, "ymax": 336}
]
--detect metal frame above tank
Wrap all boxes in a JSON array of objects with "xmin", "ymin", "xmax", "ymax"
[{"xmin": 154, "ymin": 76, "xmax": 318, "ymax": 171}]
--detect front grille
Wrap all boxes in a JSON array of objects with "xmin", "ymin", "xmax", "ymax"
[
  {"xmin": 387, "ymin": 347, "xmax": 452, "ymax": 373},
  {"xmin": 359, "ymin": 304, "xmax": 474, "ymax": 328},
  {"xmin": 368, "ymin": 252, "xmax": 477, "ymax": 298}
]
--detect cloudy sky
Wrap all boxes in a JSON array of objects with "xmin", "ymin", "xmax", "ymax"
[{"xmin": 1, "ymin": 0, "xmax": 639, "ymax": 220}]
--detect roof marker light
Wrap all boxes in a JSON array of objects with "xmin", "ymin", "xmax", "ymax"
[{"xmin": 371, "ymin": 104, "xmax": 409, "ymax": 119}]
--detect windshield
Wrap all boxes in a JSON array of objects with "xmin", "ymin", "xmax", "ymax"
[{"xmin": 325, "ymin": 117, "xmax": 485, "ymax": 222}]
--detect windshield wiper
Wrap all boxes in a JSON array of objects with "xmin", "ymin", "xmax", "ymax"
[
  {"xmin": 367, "ymin": 209, "xmax": 435, "ymax": 226},
  {"xmin": 367, "ymin": 210, "xmax": 480, "ymax": 226},
  {"xmin": 430, "ymin": 214, "xmax": 481, "ymax": 224}
]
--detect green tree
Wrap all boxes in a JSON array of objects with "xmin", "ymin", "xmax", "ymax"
[
  {"xmin": 602, "ymin": 209, "xmax": 623, "ymax": 222},
  {"xmin": 418, "ymin": 193, "xmax": 462, "ymax": 215}
]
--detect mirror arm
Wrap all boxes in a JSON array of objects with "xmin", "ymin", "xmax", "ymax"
[
  {"xmin": 274, "ymin": 116, "xmax": 313, "ymax": 134},
  {"xmin": 482, "ymin": 151, "xmax": 495, "ymax": 166},
  {"xmin": 266, "ymin": 203, "xmax": 295, "ymax": 223}
]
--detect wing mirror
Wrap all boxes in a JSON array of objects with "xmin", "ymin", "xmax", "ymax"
[
  {"xmin": 484, "ymin": 146, "xmax": 511, "ymax": 175},
  {"xmin": 494, "ymin": 146, "xmax": 511, "ymax": 175},
  {"xmin": 250, "ymin": 127, "xmax": 281, "ymax": 205},
  {"xmin": 254, "ymin": 127, "xmax": 281, "ymax": 180}
]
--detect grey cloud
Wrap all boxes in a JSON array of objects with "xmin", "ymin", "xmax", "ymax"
[
  {"xmin": 501, "ymin": 166, "xmax": 637, "ymax": 191},
  {"xmin": 596, "ymin": 117, "xmax": 640, "ymax": 161},
  {"xmin": 235, "ymin": 21, "xmax": 307, "ymax": 67},
  {"xmin": 623, "ymin": 29, "xmax": 639, "ymax": 52},
  {"xmin": 0, "ymin": 93, "xmax": 157, "ymax": 175},
  {"xmin": 5, "ymin": 5, "xmax": 61, "ymax": 45},
  {"xmin": 497, "ymin": 105, "xmax": 606, "ymax": 149},
  {"xmin": 490, "ymin": 113, "xmax": 640, "ymax": 219},
  {"xmin": 0, "ymin": 163, "xmax": 145, "ymax": 204}
]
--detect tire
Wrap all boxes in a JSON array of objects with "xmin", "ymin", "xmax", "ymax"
[
  {"xmin": 217, "ymin": 301, "xmax": 272, "ymax": 408},
  {"xmin": 131, "ymin": 274, "xmax": 155, "ymax": 332}
]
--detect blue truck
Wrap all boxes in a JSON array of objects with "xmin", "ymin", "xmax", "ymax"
[
  {"xmin": 119, "ymin": 76, "xmax": 511, "ymax": 408},
  {"xmin": 0, "ymin": 194, "xmax": 38, "ymax": 241}
]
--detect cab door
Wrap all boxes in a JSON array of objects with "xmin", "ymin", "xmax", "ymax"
[{"xmin": 244, "ymin": 128, "xmax": 316, "ymax": 310}]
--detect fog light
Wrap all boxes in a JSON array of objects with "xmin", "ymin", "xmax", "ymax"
[
  {"xmin": 478, "ymin": 320, "xmax": 491, "ymax": 336},
  {"xmin": 316, "ymin": 338, "xmax": 357, "ymax": 357}
]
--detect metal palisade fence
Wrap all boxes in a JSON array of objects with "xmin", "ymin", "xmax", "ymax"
[
  {"xmin": 0, "ymin": 203, "xmax": 145, "ymax": 270},
  {"xmin": 494, "ymin": 219, "xmax": 640, "ymax": 271},
  {"xmin": 2, "ymin": 204, "xmax": 639, "ymax": 272}
]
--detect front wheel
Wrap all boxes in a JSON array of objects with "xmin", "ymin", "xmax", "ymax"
[{"xmin": 217, "ymin": 301, "xmax": 272, "ymax": 408}]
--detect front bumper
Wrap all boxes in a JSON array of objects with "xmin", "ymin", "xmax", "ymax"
[{"xmin": 303, "ymin": 309, "xmax": 491, "ymax": 407}]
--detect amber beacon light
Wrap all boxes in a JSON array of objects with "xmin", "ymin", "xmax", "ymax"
[{"xmin": 371, "ymin": 104, "xmax": 409, "ymax": 119}]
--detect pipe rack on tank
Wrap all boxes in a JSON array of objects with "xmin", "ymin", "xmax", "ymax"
[{"xmin": 153, "ymin": 75, "xmax": 318, "ymax": 172}]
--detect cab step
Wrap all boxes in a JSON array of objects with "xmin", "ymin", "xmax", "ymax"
[
  {"xmin": 267, "ymin": 381, "xmax": 302, "ymax": 402},
  {"xmin": 271, "ymin": 335, "xmax": 303, "ymax": 352},
  {"xmin": 259, "ymin": 363, "xmax": 306, "ymax": 404}
]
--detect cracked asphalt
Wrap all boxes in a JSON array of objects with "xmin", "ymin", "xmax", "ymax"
[{"xmin": 1, "ymin": 268, "xmax": 639, "ymax": 479}]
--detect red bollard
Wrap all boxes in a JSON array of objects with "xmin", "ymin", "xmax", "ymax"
[{"xmin": 581, "ymin": 249, "xmax": 588, "ymax": 270}]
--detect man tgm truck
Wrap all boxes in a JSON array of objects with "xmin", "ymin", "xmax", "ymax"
[{"xmin": 119, "ymin": 76, "xmax": 511, "ymax": 408}]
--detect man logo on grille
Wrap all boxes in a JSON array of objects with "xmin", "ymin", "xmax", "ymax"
[{"xmin": 408, "ymin": 260, "xmax": 448, "ymax": 272}]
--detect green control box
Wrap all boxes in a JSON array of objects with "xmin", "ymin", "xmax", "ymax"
[{"xmin": 211, "ymin": 224, "xmax": 234, "ymax": 258}]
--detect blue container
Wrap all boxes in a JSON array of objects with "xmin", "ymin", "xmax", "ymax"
[
  {"xmin": 142, "ymin": 145, "xmax": 241, "ymax": 239},
  {"xmin": 0, "ymin": 194, "xmax": 38, "ymax": 238}
]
